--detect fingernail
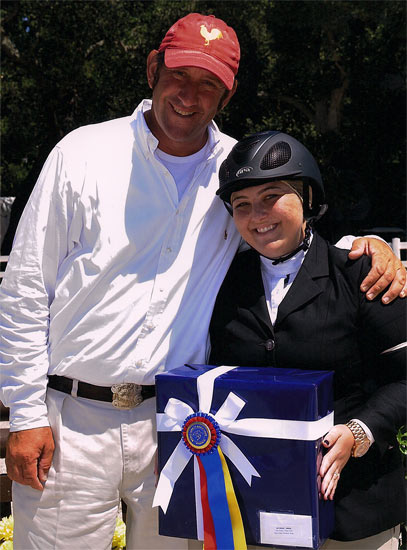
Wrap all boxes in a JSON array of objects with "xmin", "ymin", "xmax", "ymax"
[
  {"xmin": 400, "ymin": 291, "xmax": 406, "ymax": 298},
  {"xmin": 361, "ymin": 285, "xmax": 367, "ymax": 291},
  {"xmin": 367, "ymin": 293, "xmax": 374, "ymax": 300},
  {"xmin": 382, "ymin": 297, "xmax": 389, "ymax": 304}
]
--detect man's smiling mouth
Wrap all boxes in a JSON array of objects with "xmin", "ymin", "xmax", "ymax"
[{"xmin": 172, "ymin": 105, "xmax": 195, "ymax": 116}]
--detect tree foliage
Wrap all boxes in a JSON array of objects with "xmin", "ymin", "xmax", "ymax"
[{"xmin": 1, "ymin": 0, "xmax": 406, "ymax": 249}]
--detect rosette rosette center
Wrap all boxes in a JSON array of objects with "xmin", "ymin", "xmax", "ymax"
[{"xmin": 182, "ymin": 412, "xmax": 221, "ymax": 455}]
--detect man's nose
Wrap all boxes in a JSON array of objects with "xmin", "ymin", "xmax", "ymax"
[{"xmin": 178, "ymin": 82, "xmax": 199, "ymax": 106}]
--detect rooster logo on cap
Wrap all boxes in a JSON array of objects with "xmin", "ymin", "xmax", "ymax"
[{"xmin": 200, "ymin": 25, "xmax": 223, "ymax": 46}]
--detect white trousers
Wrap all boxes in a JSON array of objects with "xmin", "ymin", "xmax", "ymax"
[{"xmin": 13, "ymin": 388, "xmax": 189, "ymax": 550}]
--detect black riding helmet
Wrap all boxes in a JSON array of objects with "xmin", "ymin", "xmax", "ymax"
[{"xmin": 217, "ymin": 130, "xmax": 327, "ymax": 223}]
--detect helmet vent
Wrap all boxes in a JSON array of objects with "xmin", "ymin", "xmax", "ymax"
[
  {"xmin": 235, "ymin": 138, "xmax": 261, "ymax": 153},
  {"xmin": 260, "ymin": 141, "xmax": 291, "ymax": 170},
  {"xmin": 233, "ymin": 137, "xmax": 262, "ymax": 164}
]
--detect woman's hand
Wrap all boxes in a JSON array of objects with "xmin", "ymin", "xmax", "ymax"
[{"xmin": 319, "ymin": 424, "xmax": 355, "ymax": 501}]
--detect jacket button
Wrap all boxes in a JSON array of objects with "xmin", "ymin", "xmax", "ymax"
[{"xmin": 265, "ymin": 339, "xmax": 274, "ymax": 351}]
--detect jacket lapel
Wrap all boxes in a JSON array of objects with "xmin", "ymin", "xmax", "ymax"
[
  {"xmin": 240, "ymin": 250, "xmax": 274, "ymax": 334},
  {"xmin": 275, "ymin": 233, "xmax": 330, "ymax": 326}
]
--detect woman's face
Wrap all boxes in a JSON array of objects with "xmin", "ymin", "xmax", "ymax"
[{"xmin": 231, "ymin": 181, "xmax": 306, "ymax": 259}]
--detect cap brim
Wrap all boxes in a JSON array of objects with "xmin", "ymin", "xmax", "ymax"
[{"xmin": 164, "ymin": 49, "xmax": 234, "ymax": 90}]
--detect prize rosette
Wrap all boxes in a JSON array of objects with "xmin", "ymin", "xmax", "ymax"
[
  {"xmin": 154, "ymin": 366, "xmax": 251, "ymax": 550},
  {"xmin": 182, "ymin": 413, "xmax": 221, "ymax": 454},
  {"xmin": 153, "ymin": 365, "xmax": 335, "ymax": 549},
  {"xmin": 181, "ymin": 412, "xmax": 246, "ymax": 549}
]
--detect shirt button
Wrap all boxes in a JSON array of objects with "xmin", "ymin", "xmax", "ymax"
[{"xmin": 166, "ymin": 247, "xmax": 172, "ymax": 253}]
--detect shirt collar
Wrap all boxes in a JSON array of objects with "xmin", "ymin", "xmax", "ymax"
[{"xmin": 260, "ymin": 232, "xmax": 314, "ymax": 279}]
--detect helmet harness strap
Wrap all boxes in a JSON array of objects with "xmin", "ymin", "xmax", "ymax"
[{"xmin": 271, "ymin": 223, "xmax": 311, "ymax": 265}]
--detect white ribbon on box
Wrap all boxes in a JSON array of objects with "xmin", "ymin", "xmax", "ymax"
[{"xmin": 153, "ymin": 365, "xmax": 333, "ymax": 540}]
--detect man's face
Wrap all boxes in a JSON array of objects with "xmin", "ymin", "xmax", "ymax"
[{"xmin": 145, "ymin": 52, "xmax": 236, "ymax": 156}]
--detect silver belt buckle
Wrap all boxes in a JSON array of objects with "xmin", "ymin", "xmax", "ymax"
[{"xmin": 111, "ymin": 383, "xmax": 143, "ymax": 409}]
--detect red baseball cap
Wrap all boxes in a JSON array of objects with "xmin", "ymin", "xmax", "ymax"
[{"xmin": 158, "ymin": 13, "xmax": 240, "ymax": 90}]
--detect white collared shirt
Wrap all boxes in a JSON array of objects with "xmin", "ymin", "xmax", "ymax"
[
  {"xmin": 0, "ymin": 100, "xmax": 240, "ymax": 431},
  {"xmin": 261, "ymin": 246, "xmax": 308, "ymax": 325}
]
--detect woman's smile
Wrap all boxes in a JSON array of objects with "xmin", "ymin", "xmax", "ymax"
[{"xmin": 255, "ymin": 223, "xmax": 278, "ymax": 234}]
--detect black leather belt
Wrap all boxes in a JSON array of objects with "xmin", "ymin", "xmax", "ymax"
[{"xmin": 48, "ymin": 375, "xmax": 155, "ymax": 409}]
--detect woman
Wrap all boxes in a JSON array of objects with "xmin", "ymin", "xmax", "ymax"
[{"xmin": 209, "ymin": 131, "xmax": 406, "ymax": 549}]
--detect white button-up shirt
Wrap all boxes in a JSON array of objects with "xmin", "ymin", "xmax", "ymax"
[{"xmin": 0, "ymin": 100, "xmax": 241, "ymax": 431}]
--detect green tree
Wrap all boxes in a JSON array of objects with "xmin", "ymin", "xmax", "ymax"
[
  {"xmin": 1, "ymin": 0, "xmax": 405, "ymax": 250},
  {"xmin": 253, "ymin": 1, "xmax": 406, "ymax": 238}
]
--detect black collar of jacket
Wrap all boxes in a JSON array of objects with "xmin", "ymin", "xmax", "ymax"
[{"xmin": 235, "ymin": 232, "xmax": 330, "ymax": 328}]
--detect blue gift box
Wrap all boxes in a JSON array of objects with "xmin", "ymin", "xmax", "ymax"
[{"xmin": 154, "ymin": 364, "xmax": 335, "ymax": 549}]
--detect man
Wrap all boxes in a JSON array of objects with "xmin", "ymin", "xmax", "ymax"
[{"xmin": 0, "ymin": 12, "xmax": 405, "ymax": 550}]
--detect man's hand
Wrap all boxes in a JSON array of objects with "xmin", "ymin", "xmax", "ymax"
[
  {"xmin": 349, "ymin": 237, "xmax": 407, "ymax": 304},
  {"xmin": 6, "ymin": 427, "xmax": 55, "ymax": 491}
]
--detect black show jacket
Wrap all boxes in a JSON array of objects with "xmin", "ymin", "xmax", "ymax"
[{"xmin": 209, "ymin": 232, "xmax": 406, "ymax": 541}]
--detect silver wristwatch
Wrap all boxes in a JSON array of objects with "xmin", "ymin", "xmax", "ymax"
[{"xmin": 346, "ymin": 420, "xmax": 370, "ymax": 457}]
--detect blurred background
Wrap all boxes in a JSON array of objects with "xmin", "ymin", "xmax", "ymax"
[{"xmin": 1, "ymin": 0, "xmax": 406, "ymax": 252}]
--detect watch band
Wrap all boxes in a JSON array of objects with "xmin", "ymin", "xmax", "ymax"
[{"xmin": 346, "ymin": 420, "xmax": 370, "ymax": 457}]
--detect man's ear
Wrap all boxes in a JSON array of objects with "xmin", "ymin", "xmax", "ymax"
[
  {"xmin": 219, "ymin": 79, "xmax": 238, "ymax": 111},
  {"xmin": 146, "ymin": 50, "xmax": 159, "ymax": 89}
]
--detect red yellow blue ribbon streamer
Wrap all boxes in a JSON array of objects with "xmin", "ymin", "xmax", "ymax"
[
  {"xmin": 197, "ymin": 447, "xmax": 247, "ymax": 550},
  {"xmin": 197, "ymin": 456, "xmax": 217, "ymax": 550},
  {"xmin": 219, "ymin": 447, "xmax": 247, "ymax": 550}
]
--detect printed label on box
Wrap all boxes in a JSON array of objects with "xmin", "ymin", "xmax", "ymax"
[{"xmin": 260, "ymin": 511, "xmax": 313, "ymax": 548}]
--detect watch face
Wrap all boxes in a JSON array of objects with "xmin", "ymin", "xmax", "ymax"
[{"xmin": 353, "ymin": 439, "xmax": 370, "ymax": 457}]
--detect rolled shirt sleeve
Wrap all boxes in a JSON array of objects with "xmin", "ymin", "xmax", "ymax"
[
  {"xmin": 335, "ymin": 234, "xmax": 388, "ymax": 249},
  {"xmin": 0, "ymin": 146, "xmax": 71, "ymax": 431}
]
